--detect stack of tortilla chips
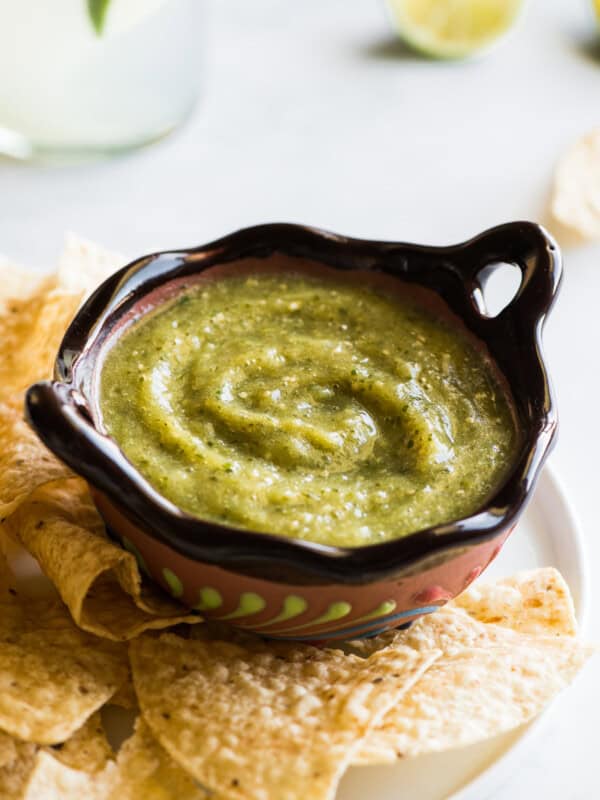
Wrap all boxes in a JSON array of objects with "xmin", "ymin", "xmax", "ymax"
[{"xmin": 0, "ymin": 240, "xmax": 594, "ymax": 799}]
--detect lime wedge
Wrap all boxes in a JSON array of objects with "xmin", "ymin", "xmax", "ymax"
[{"xmin": 386, "ymin": 0, "xmax": 524, "ymax": 59}]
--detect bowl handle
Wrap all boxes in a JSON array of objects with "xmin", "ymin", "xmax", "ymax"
[
  {"xmin": 25, "ymin": 380, "xmax": 141, "ymax": 502},
  {"xmin": 453, "ymin": 221, "xmax": 562, "ymax": 331}
]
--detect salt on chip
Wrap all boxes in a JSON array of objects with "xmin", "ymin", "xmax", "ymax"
[
  {"xmin": 130, "ymin": 632, "xmax": 439, "ymax": 800},
  {"xmin": 0, "ymin": 579, "xmax": 128, "ymax": 744},
  {"xmin": 552, "ymin": 128, "xmax": 600, "ymax": 241},
  {"xmin": 4, "ymin": 480, "xmax": 200, "ymax": 640}
]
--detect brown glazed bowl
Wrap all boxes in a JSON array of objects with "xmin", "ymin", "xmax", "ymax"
[{"xmin": 26, "ymin": 222, "xmax": 561, "ymax": 642}]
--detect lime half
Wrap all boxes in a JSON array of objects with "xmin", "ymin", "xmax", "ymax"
[{"xmin": 386, "ymin": 0, "xmax": 524, "ymax": 60}]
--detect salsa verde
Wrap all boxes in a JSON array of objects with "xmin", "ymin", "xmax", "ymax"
[{"xmin": 99, "ymin": 272, "xmax": 521, "ymax": 547}]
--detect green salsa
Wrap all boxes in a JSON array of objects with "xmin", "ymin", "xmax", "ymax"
[{"xmin": 99, "ymin": 271, "xmax": 521, "ymax": 547}]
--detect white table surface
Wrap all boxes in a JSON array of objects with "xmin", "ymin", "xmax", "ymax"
[{"xmin": 1, "ymin": 1, "xmax": 599, "ymax": 797}]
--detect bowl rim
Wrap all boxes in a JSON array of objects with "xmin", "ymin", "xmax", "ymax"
[{"xmin": 25, "ymin": 221, "xmax": 561, "ymax": 584}]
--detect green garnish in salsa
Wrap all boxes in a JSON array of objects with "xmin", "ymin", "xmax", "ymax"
[{"xmin": 99, "ymin": 272, "xmax": 521, "ymax": 547}]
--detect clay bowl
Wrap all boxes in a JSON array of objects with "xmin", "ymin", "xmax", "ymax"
[{"xmin": 25, "ymin": 222, "xmax": 561, "ymax": 641}]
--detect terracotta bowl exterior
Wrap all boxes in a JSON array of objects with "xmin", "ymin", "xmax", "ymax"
[{"xmin": 25, "ymin": 222, "xmax": 561, "ymax": 640}]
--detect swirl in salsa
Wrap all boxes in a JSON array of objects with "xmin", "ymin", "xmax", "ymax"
[{"xmin": 99, "ymin": 271, "xmax": 521, "ymax": 547}]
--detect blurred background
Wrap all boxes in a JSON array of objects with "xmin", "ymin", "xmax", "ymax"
[
  {"xmin": 2, "ymin": 0, "xmax": 599, "ymax": 260},
  {"xmin": 1, "ymin": 1, "xmax": 598, "ymax": 797}
]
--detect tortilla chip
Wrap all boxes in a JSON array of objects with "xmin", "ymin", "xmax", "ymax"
[
  {"xmin": 0, "ymin": 731, "xmax": 19, "ymax": 769},
  {"xmin": 9, "ymin": 715, "xmax": 204, "ymax": 800},
  {"xmin": 0, "ymin": 575, "xmax": 128, "ymax": 744},
  {"xmin": 1, "ymin": 706, "xmax": 114, "ymax": 797},
  {"xmin": 453, "ymin": 567, "xmax": 577, "ymax": 636},
  {"xmin": 130, "ymin": 632, "xmax": 439, "ymax": 800},
  {"xmin": 0, "ymin": 233, "xmax": 123, "ymax": 505},
  {"xmin": 4, "ymin": 479, "xmax": 200, "ymax": 640},
  {"xmin": 57, "ymin": 234, "xmax": 124, "ymax": 296},
  {"xmin": 0, "ymin": 402, "xmax": 73, "ymax": 521},
  {"xmin": 0, "ymin": 732, "xmax": 37, "ymax": 800},
  {"xmin": 0, "ymin": 261, "xmax": 53, "ymax": 315},
  {"xmin": 552, "ymin": 129, "xmax": 600, "ymax": 241},
  {"xmin": 356, "ymin": 636, "xmax": 594, "ymax": 764},
  {"xmin": 0, "ymin": 539, "xmax": 17, "ymax": 590},
  {"xmin": 49, "ymin": 713, "xmax": 113, "ymax": 774},
  {"xmin": 353, "ymin": 570, "xmax": 594, "ymax": 765},
  {"xmin": 21, "ymin": 750, "xmax": 115, "ymax": 800},
  {"xmin": 112, "ymin": 717, "xmax": 208, "ymax": 800},
  {"xmin": 0, "ymin": 234, "xmax": 122, "ymax": 402},
  {"xmin": 109, "ymin": 677, "xmax": 137, "ymax": 711},
  {"xmin": 0, "ymin": 717, "xmax": 111, "ymax": 799},
  {"xmin": 0, "ymin": 289, "xmax": 82, "ymax": 403},
  {"xmin": 81, "ymin": 575, "xmax": 202, "ymax": 642}
]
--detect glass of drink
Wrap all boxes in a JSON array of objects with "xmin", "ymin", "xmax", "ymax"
[{"xmin": 0, "ymin": 0, "xmax": 202, "ymax": 161}]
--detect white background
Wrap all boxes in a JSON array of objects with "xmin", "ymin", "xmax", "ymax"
[{"xmin": 1, "ymin": 1, "xmax": 599, "ymax": 797}]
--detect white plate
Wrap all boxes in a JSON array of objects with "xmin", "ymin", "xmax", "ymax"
[{"xmin": 338, "ymin": 464, "xmax": 588, "ymax": 800}]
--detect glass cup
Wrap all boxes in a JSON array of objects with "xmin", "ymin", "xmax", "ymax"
[{"xmin": 0, "ymin": 0, "xmax": 202, "ymax": 161}]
